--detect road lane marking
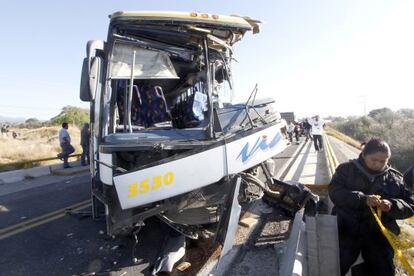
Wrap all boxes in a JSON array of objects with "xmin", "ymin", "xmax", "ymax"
[{"xmin": 0, "ymin": 199, "xmax": 91, "ymax": 240}]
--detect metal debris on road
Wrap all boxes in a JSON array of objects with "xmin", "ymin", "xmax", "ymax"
[
  {"xmin": 239, "ymin": 216, "xmax": 259, "ymax": 228},
  {"xmin": 176, "ymin": 261, "xmax": 191, "ymax": 272}
]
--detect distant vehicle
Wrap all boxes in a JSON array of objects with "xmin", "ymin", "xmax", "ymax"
[
  {"xmin": 79, "ymin": 11, "xmax": 287, "ymax": 247},
  {"xmin": 280, "ymin": 112, "xmax": 296, "ymax": 123}
]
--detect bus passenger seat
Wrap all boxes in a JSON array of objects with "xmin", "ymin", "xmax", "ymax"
[
  {"xmin": 116, "ymin": 83, "xmax": 145, "ymax": 129},
  {"xmin": 142, "ymin": 86, "xmax": 172, "ymax": 126},
  {"xmin": 131, "ymin": 85, "xmax": 145, "ymax": 126}
]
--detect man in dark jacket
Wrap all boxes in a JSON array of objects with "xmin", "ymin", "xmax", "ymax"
[
  {"xmin": 80, "ymin": 123, "xmax": 90, "ymax": 166},
  {"xmin": 303, "ymin": 119, "xmax": 312, "ymax": 142},
  {"xmin": 329, "ymin": 138, "xmax": 414, "ymax": 276}
]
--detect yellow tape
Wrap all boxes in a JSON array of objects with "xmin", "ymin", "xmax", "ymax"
[{"xmin": 369, "ymin": 207, "xmax": 414, "ymax": 275}]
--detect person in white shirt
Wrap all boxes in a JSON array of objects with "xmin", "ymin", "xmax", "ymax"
[
  {"xmin": 309, "ymin": 115, "xmax": 325, "ymax": 151},
  {"xmin": 287, "ymin": 121, "xmax": 295, "ymax": 143},
  {"xmin": 57, "ymin": 122, "xmax": 75, "ymax": 168}
]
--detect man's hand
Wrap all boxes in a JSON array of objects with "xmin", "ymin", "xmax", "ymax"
[
  {"xmin": 366, "ymin": 195, "xmax": 381, "ymax": 207},
  {"xmin": 379, "ymin": 199, "xmax": 392, "ymax": 212},
  {"xmin": 366, "ymin": 195, "xmax": 392, "ymax": 212}
]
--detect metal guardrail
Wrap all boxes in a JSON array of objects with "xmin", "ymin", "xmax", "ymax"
[
  {"xmin": 324, "ymin": 133, "xmax": 339, "ymax": 177},
  {"xmin": 279, "ymin": 136, "xmax": 342, "ymax": 276},
  {"xmin": 0, "ymin": 154, "xmax": 82, "ymax": 171}
]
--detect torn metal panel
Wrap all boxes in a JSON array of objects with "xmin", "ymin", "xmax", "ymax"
[
  {"xmin": 152, "ymin": 233, "xmax": 186, "ymax": 274},
  {"xmin": 113, "ymin": 123, "xmax": 285, "ymax": 209}
]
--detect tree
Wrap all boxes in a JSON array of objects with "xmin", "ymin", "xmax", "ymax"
[
  {"xmin": 325, "ymin": 116, "xmax": 346, "ymax": 123},
  {"xmin": 367, "ymin": 107, "xmax": 396, "ymax": 129},
  {"xmin": 332, "ymin": 108, "xmax": 414, "ymax": 172},
  {"xmin": 50, "ymin": 106, "xmax": 89, "ymax": 127},
  {"xmin": 24, "ymin": 118, "xmax": 42, "ymax": 129},
  {"xmin": 368, "ymin": 107, "xmax": 393, "ymax": 120},
  {"xmin": 396, "ymin": 108, "xmax": 414, "ymax": 119}
]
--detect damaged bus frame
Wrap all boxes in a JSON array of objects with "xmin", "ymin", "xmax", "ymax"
[{"xmin": 80, "ymin": 11, "xmax": 287, "ymax": 264}]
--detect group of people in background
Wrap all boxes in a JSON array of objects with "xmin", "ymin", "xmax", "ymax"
[
  {"xmin": 57, "ymin": 122, "xmax": 90, "ymax": 169},
  {"xmin": 285, "ymin": 115, "xmax": 325, "ymax": 151}
]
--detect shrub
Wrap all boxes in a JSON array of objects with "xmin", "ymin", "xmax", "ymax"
[{"xmin": 331, "ymin": 109, "xmax": 414, "ymax": 172}]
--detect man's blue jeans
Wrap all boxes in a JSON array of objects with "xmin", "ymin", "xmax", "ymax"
[{"xmin": 59, "ymin": 143, "xmax": 75, "ymax": 168}]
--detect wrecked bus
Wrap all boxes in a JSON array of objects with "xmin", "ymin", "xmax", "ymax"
[{"xmin": 79, "ymin": 10, "xmax": 287, "ymax": 264}]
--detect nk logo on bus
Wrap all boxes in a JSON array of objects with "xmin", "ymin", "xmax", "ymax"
[{"xmin": 237, "ymin": 132, "xmax": 282, "ymax": 163}]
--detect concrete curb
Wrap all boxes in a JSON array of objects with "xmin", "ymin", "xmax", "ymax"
[
  {"xmin": 0, "ymin": 161, "xmax": 89, "ymax": 185},
  {"xmin": 49, "ymin": 160, "xmax": 90, "ymax": 176}
]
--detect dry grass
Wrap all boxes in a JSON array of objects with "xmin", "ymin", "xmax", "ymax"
[{"xmin": 0, "ymin": 126, "xmax": 81, "ymax": 165}]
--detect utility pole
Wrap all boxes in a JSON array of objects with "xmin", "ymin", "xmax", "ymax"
[
  {"xmin": 363, "ymin": 95, "xmax": 366, "ymax": 116},
  {"xmin": 358, "ymin": 95, "xmax": 367, "ymax": 116}
]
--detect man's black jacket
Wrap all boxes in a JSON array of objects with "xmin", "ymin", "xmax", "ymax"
[{"xmin": 329, "ymin": 157, "xmax": 414, "ymax": 236}]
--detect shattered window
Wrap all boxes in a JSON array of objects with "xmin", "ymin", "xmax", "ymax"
[{"xmin": 110, "ymin": 42, "xmax": 179, "ymax": 79}]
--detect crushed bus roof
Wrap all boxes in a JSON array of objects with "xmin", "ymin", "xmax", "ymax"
[{"xmin": 110, "ymin": 11, "xmax": 254, "ymax": 31}]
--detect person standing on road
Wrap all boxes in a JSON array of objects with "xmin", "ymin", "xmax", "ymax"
[
  {"xmin": 303, "ymin": 119, "xmax": 313, "ymax": 142},
  {"xmin": 287, "ymin": 121, "xmax": 295, "ymax": 143},
  {"xmin": 309, "ymin": 115, "xmax": 324, "ymax": 151},
  {"xmin": 293, "ymin": 122, "xmax": 300, "ymax": 144},
  {"xmin": 280, "ymin": 119, "xmax": 289, "ymax": 141},
  {"xmin": 329, "ymin": 138, "xmax": 414, "ymax": 276},
  {"xmin": 57, "ymin": 122, "xmax": 75, "ymax": 169},
  {"xmin": 80, "ymin": 123, "xmax": 90, "ymax": 166}
]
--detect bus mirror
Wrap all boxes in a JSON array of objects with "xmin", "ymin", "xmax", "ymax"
[
  {"xmin": 80, "ymin": 56, "xmax": 102, "ymax": 102},
  {"xmin": 89, "ymin": 57, "xmax": 102, "ymax": 100},
  {"xmin": 80, "ymin": 58, "xmax": 92, "ymax": 101},
  {"xmin": 80, "ymin": 40, "xmax": 105, "ymax": 102}
]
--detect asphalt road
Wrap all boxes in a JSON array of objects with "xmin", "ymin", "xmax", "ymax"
[
  {"xmin": 327, "ymin": 135, "xmax": 360, "ymax": 164},
  {"xmin": 0, "ymin": 174, "xmax": 90, "ymax": 229},
  {"xmin": 0, "ymin": 139, "xmax": 305, "ymax": 276},
  {"xmin": 0, "ymin": 172, "xmax": 173, "ymax": 276}
]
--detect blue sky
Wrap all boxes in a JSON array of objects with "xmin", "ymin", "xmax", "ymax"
[{"xmin": 0, "ymin": 1, "xmax": 413, "ymax": 120}]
